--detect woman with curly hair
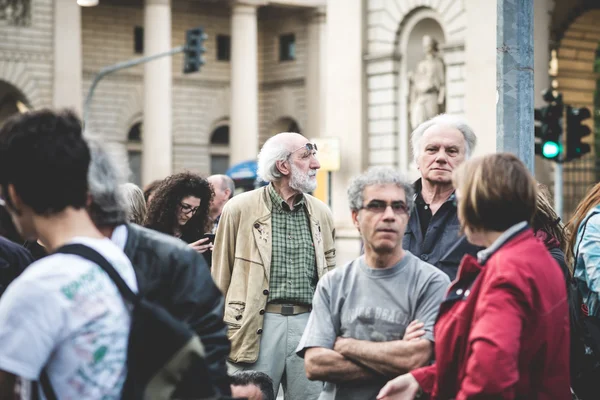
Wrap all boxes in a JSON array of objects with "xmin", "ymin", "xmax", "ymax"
[{"xmin": 144, "ymin": 172, "xmax": 214, "ymax": 254}]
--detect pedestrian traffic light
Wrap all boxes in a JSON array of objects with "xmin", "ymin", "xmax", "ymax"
[
  {"xmin": 534, "ymin": 90, "xmax": 563, "ymax": 161},
  {"xmin": 184, "ymin": 27, "xmax": 207, "ymax": 74},
  {"xmin": 566, "ymin": 106, "xmax": 591, "ymax": 161}
]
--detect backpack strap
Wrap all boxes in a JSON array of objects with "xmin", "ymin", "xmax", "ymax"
[
  {"xmin": 39, "ymin": 369, "xmax": 57, "ymax": 400},
  {"xmin": 55, "ymin": 243, "xmax": 139, "ymax": 305}
]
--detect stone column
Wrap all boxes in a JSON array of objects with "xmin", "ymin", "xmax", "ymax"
[
  {"xmin": 325, "ymin": 0, "xmax": 365, "ymax": 265},
  {"xmin": 230, "ymin": 1, "xmax": 259, "ymax": 165},
  {"xmin": 306, "ymin": 6, "xmax": 326, "ymax": 139},
  {"xmin": 464, "ymin": 0, "xmax": 497, "ymax": 157},
  {"xmin": 53, "ymin": 0, "xmax": 83, "ymax": 115},
  {"xmin": 143, "ymin": 0, "xmax": 172, "ymax": 185}
]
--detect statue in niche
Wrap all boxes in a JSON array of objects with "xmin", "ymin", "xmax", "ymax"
[
  {"xmin": 408, "ymin": 35, "xmax": 446, "ymax": 131},
  {"xmin": 0, "ymin": 0, "xmax": 31, "ymax": 26}
]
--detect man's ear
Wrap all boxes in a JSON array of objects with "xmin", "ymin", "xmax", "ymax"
[
  {"xmin": 276, "ymin": 159, "xmax": 291, "ymax": 177},
  {"xmin": 351, "ymin": 209, "xmax": 361, "ymax": 232},
  {"xmin": 7, "ymin": 184, "xmax": 24, "ymax": 216}
]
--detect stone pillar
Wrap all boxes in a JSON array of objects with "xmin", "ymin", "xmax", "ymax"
[
  {"xmin": 53, "ymin": 0, "xmax": 83, "ymax": 115},
  {"xmin": 306, "ymin": 6, "xmax": 326, "ymax": 139},
  {"xmin": 496, "ymin": 0, "xmax": 535, "ymax": 173},
  {"xmin": 325, "ymin": 0, "xmax": 365, "ymax": 265},
  {"xmin": 143, "ymin": 0, "xmax": 172, "ymax": 185},
  {"xmin": 230, "ymin": 1, "xmax": 259, "ymax": 165},
  {"xmin": 464, "ymin": 0, "xmax": 497, "ymax": 157}
]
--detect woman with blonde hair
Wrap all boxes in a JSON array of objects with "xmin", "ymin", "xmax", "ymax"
[{"xmin": 377, "ymin": 153, "xmax": 570, "ymax": 400}]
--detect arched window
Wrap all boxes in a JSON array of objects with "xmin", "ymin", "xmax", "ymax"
[
  {"xmin": 210, "ymin": 123, "xmax": 230, "ymax": 174},
  {"xmin": 127, "ymin": 122, "xmax": 142, "ymax": 186}
]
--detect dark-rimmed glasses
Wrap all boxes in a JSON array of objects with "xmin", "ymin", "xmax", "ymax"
[
  {"xmin": 360, "ymin": 200, "xmax": 409, "ymax": 215},
  {"xmin": 179, "ymin": 203, "xmax": 199, "ymax": 215}
]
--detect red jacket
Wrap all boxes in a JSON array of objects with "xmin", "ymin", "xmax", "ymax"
[{"xmin": 412, "ymin": 229, "xmax": 570, "ymax": 399}]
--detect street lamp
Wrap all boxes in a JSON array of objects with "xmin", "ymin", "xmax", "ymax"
[{"xmin": 77, "ymin": 0, "xmax": 99, "ymax": 6}]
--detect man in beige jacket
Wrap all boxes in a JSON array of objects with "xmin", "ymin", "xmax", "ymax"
[{"xmin": 212, "ymin": 132, "xmax": 336, "ymax": 400}]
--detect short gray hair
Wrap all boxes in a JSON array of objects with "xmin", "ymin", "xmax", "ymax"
[
  {"xmin": 87, "ymin": 141, "xmax": 128, "ymax": 227},
  {"xmin": 347, "ymin": 167, "xmax": 415, "ymax": 212},
  {"xmin": 120, "ymin": 183, "xmax": 147, "ymax": 225},
  {"xmin": 257, "ymin": 134, "xmax": 295, "ymax": 183},
  {"xmin": 211, "ymin": 174, "xmax": 235, "ymax": 199},
  {"xmin": 410, "ymin": 114, "xmax": 477, "ymax": 163}
]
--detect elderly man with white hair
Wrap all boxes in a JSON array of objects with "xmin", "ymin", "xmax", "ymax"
[
  {"xmin": 212, "ymin": 132, "xmax": 336, "ymax": 400},
  {"xmin": 403, "ymin": 114, "xmax": 481, "ymax": 280}
]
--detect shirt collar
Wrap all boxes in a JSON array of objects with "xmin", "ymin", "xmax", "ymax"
[
  {"xmin": 268, "ymin": 184, "xmax": 305, "ymax": 212},
  {"xmin": 110, "ymin": 224, "xmax": 129, "ymax": 251},
  {"xmin": 413, "ymin": 178, "xmax": 456, "ymax": 205},
  {"xmin": 476, "ymin": 221, "xmax": 528, "ymax": 265}
]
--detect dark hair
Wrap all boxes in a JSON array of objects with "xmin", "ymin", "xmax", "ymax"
[
  {"xmin": 452, "ymin": 153, "xmax": 537, "ymax": 232},
  {"xmin": 143, "ymin": 172, "xmax": 213, "ymax": 242},
  {"xmin": 143, "ymin": 179, "xmax": 163, "ymax": 203},
  {"xmin": 230, "ymin": 371, "xmax": 275, "ymax": 400},
  {"xmin": 0, "ymin": 109, "xmax": 90, "ymax": 215}
]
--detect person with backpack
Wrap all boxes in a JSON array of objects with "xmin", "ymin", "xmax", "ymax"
[
  {"xmin": 86, "ymin": 141, "xmax": 232, "ymax": 397},
  {"xmin": 566, "ymin": 182, "xmax": 600, "ymax": 399},
  {"xmin": 0, "ymin": 109, "xmax": 138, "ymax": 399}
]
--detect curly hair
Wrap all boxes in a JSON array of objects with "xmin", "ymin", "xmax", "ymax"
[{"xmin": 143, "ymin": 172, "xmax": 213, "ymax": 243}]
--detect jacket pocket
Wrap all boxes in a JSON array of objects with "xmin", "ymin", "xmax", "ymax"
[{"xmin": 224, "ymin": 301, "xmax": 245, "ymax": 329}]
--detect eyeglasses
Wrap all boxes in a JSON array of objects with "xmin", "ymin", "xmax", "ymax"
[
  {"xmin": 291, "ymin": 143, "xmax": 318, "ymax": 154},
  {"xmin": 179, "ymin": 203, "xmax": 199, "ymax": 215},
  {"xmin": 360, "ymin": 200, "xmax": 409, "ymax": 215}
]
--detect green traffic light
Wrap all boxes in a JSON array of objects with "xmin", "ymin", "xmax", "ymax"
[{"xmin": 542, "ymin": 141, "xmax": 561, "ymax": 159}]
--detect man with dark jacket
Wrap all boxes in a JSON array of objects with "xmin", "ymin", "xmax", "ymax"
[
  {"xmin": 0, "ymin": 234, "xmax": 33, "ymax": 297},
  {"xmin": 403, "ymin": 114, "xmax": 481, "ymax": 281},
  {"xmin": 86, "ymin": 141, "xmax": 231, "ymax": 396}
]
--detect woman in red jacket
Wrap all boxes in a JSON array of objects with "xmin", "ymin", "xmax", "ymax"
[{"xmin": 377, "ymin": 153, "xmax": 570, "ymax": 400}]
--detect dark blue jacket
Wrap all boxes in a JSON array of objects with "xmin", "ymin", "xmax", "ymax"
[
  {"xmin": 403, "ymin": 179, "xmax": 481, "ymax": 281},
  {"xmin": 0, "ymin": 236, "xmax": 33, "ymax": 297}
]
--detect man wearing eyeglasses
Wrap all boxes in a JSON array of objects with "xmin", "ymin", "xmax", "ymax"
[
  {"xmin": 297, "ymin": 167, "xmax": 449, "ymax": 400},
  {"xmin": 212, "ymin": 132, "xmax": 336, "ymax": 400}
]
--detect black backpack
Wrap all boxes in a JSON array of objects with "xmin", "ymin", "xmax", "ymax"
[
  {"xmin": 569, "ymin": 216, "xmax": 600, "ymax": 400},
  {"xmin": 41, "ymin": 243, "xmax": 222, "ymax": 400}
]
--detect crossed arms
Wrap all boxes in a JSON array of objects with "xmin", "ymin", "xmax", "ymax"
[{"xmin": 304, "ymin": 320, "xmax": 433, "ymax": 383}]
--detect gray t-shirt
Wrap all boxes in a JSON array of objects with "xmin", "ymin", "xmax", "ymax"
[{"xmin": 296, "ymin": 252, "xmax": 450, "ymax": 400}]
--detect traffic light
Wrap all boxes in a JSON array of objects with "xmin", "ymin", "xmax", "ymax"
[
  {"xmin": 534, "ymin": 91, "xmax": 563, "ymax": 161},
  {"xmin": 566, "ymin": 106, "xmax": 591, "ymax": 160},
  {"xmin": 184, "ymin": 27, "xmax": 207, "ymax": 74}
]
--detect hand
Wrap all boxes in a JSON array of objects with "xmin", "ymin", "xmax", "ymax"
[
  {"xmin": 333, "ymin": 336, "xmax": 351, "ymax": 355},
  {"xmin": 403, "ymin": 320, "xmax": 426, "ymax": 342},
  {"xmin": 377, "ymin": 373, "xmax": 420, "ymax": 400},
  {"xmin": 188, "ymin": 237, "xmax": 213, "ymax": 254}
]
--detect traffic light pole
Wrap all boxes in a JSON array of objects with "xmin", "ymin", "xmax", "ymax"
[
  {"xmin": 554, "ymin": 143, "xmax": 563, "ymax": 219},
  {"xmin": 83, "ymin": 45, "xmax": 186, "ymax": 127}
]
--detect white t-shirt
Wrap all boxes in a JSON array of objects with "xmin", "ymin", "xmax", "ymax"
[{"xmin": 0, "ymin": 237, "xmax": 138, "ymax": 400}]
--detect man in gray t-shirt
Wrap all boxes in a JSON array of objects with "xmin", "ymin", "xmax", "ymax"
[{"xmin": 296, "ymin": 167, "xmax": 450, "ymax": 400}]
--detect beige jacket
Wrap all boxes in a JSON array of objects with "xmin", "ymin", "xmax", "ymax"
[{"xmin": 211, "ymin": 186, "xmax": 336, "ymax": 363}]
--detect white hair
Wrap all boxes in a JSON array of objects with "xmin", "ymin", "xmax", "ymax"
[
  {"xmin": 410, "ymin": 114, "xmax": 477, "ymax": 163},
  {"xmin": 257, "ymin": 132, "xmax": 299, "ymax": 183}
]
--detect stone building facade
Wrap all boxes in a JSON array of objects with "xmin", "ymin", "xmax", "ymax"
[{"xmin": 1, "ymin": 0, "xmax": 600, "ymax": 262}]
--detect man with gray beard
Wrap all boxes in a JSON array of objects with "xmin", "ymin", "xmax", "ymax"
[{"xmin": 212, "ymin": 132, "xmax": 336, "ymax": 400}]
